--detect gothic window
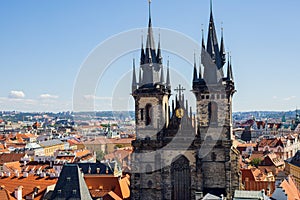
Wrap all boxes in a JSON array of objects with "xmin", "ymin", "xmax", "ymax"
[
  {"xmin": 171, "ymin": 155, "xmax": 191, "ymax": 200},
  {"xmin": 155, "ymin": 153, "xmax": 161, "ymax": 170},
  {"xmin": 211, "ymin": 152, "xmax": 217, "ymax": 161},
  {"xmin": 145, "ymin": 104, "xmax": 152, "ymax": 126},
  {"xmin": 208, "ymin": 101, "xmax": 218, "ymax": 125},
  {"xmin": 141, "ymin": 109, "xmax": 144, "ymax": 121},
  {"xmin": 146, "ymin": 164, "xmax": 152, "ymax": 174}
]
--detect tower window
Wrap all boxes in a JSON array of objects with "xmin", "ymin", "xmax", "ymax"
[
  {"xmin": 208, "ymin": 101, "xmax": 218, "ymax": 125},
  {"xmin": 140, "ymin": 109, "xmax": 144, "ymax": 121},
  {"xmin": 145, "ymin": 104, "xmax": 152, "ymax": 126}
]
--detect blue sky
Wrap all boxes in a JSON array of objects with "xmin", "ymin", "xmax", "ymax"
[{"xmin": 0, "ymin": 0, "xmax": 299, "ymax": 112}]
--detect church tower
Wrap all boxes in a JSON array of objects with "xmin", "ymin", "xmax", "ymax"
[
  {"xmin": 130, "ymin": 1, "xmax": 241, "ymax": 199},
  {"xmin": 192, "ymin": 1, "xmax": 240, "ymax": 198},
  {"xmin": 131, "ymin": 1, "xmax": 171, "ymax": 139}
]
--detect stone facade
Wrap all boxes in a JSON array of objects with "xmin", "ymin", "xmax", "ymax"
[{"xmin": 130, "ymin": 2, "xmax": 241, "ymax": 199}]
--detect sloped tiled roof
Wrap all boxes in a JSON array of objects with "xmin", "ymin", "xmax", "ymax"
[
  {"xmin": 50, "ymin": 164, "xmax": 92, "ymax": 200},
  {"xmin": 77, "ymin": 163, "xmax": 113, "ymax": 175},
  {"xmin": 0, "ymin": 174, "xmax": 57, "ymax": 200},
  {"xmin": 258, "ymin": 138, "xmax": 283, "ymax": 148},
  {"xmin": 0, "ymin": 153, "xmax": 25, "ymax": 165},
  {"xmin": 39, "ymin": 139, "xmax": 63, "ymax": 147},
  {"xmin": 0, "ymin": 187, "xmax": 14, "ymax": 200},
  {"xmin": 104, "ymin": 149, "xmax": 132, "ymax": 161},
  {"xmin": 290, "ymin": 150, "xmax": 300, "ymax": 167},
  {"xmin": 84, "ymin": 175, "xmax": 130, "ymax": 199},
  {"xmin": 272, "ymin": 176, "xmax": 300, "ymax": 200},
  {"xmin": 234, "ymin": 190, "xmax": 266, "ymax": 199}
]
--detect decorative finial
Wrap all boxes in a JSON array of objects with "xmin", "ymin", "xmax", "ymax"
[
  {"xmin": 159, "ymin": 28, "xmax": 161, "ymax": 41},
  {"xmin": 148, "ymin": 0, "xmax": 152, "ymax": 20},
  {"xmin": 210, "ymin": 0, "xmax": 213, "ymax": 13}
]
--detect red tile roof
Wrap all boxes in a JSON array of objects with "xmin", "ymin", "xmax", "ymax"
[
  {"xmin": 0, "ymin": 174, "xmax": 57, "ymax": 200},
  {"xmin": 0, "ymin": 153, "xmax": 25, "ymax": 165}
]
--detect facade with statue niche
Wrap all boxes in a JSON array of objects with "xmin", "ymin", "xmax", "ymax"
[{"xmin": 130, "ymin": 1, "xmax": 241, "ymax": 199}]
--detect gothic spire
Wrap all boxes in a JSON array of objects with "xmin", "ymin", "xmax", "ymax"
[
  {"xmin": 220, "ymin": 26, "xmax": 226, "ymax": 67},
  {"xmin": 157, "ymin": 33, "xmax": 162, "ymax": 64},
  {"xmin": 206, "ymin": 0, "xmax": 222, "ymax": 70},
  {"xmin": 202, "ymin": 0, "xmax": 224, "ymax": 84},
  {"xmin": 227, "ymin": 54, "xmax": 233, "ymax": 81},
  {"xmin": 201, "ymin": 27, "xmax": 205, "ymax": 50},
  {"xmin": 138, "ymin": 67, "xmax": 142, "ymax": 86},
  {"xmin": 193, "ymin": 52, "xmax": 198, "ymax": 82},
  {"xmin": 166, "ymin": 60, "xmax": 171, "ymax": 89},
  {"xmin": 199, "ymin": 56, "xmax": 202, "ymax": 79},
  {"xmin": 160, "ymin": 62, "xmax": 165, "ymax": 84},
  {"xmin": 145, "ymin": 0, "xmax": 156, "ymax": 64},
  {"xmin": 140, "ymin": 35, "xmax": 145, "ymax": 65},
  {"xmin": 132, "ymin": 59, "xmax": 137, "ymax": 92}
]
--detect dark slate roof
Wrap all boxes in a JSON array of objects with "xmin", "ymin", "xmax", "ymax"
[
  {"xmin": 289, "ymin": 150, "xmax": 300, "ymax": 167},
  {"xmin": 77, "ymin": 163, "xmax": 113, "ymax": 175},
  {"xmin": 51, "ymin": 164, "xmax": 92, "ymax": 200}
]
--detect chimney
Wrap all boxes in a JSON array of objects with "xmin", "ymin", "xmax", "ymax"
[
  {"xmin": 14, "ymin": 186, "xmax": 23, "ymax": 200},
  {"xmin": 40, "ymin": 172, "xmax": 46, "ymax": 178},
  {"xmin": 34, "ymin": 186, "xmax": 40, "ymax": 195},
  {"xmin": 15, "ymin": 171, "xmax": 19, "ymax": 178},
  {"xmin": 23, "ymin": 172, "xmax": 28, "ymax": 178}
]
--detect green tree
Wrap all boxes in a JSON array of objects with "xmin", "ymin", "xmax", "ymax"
[
  {"xmin": 115, "ymin": 144, "xmax": 124, "ymax": 149},
  {"xmin": 251, "ymin": 158, "xmax": 262, "ymax": 167},
  {"xmin": 96, "ymin": 150, "xmax": 105, "ymax": 161}
]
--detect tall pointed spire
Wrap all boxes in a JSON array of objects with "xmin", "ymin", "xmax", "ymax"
[
  {"xmin": 132, "ymin": 59, "xmax": 137, "ymax": 92},
  {"xmin": 199, "ymin": 56, "xmax": 202, "ymax": 79},
  {"xmin": 201, "ymin": 27, "xmax": 205, "ymax": 50},
  {"xmin": 138, "ymin": 67, "xmax": 142, "ymax": 86},
  {"xmin": 201, "ymin": 0, "xmax": 224, "ymax": 84},
  {"xmin": 227, "ymin": 54, "xmax": 233, "ymax": 81},
  {"xmin": 140, "ymin": 35, "xmax": 145, "ymax": 65},
  {"xmin": 157, "ymin": 33, "xmax": 162, "ymax": 64},
  {"xmin": 193, "ymin": 52, "xmax": 198, "ymax": 82},
  {"xmin": 220, "ymin": 25, "xmax": 226, "ymax": 67},
  {"xmin": 160, "ymin": 62, "xmax": 165, "ymax": 84},
  {"xmin": 166, "ymin": 59, "xmax": 171, "ymax": 89},
  {"xmin": 206, "ymin": 0, "xmax": 222, "ymax": 70},
  {"xmin": 145, "ymin": 0, "xmax": 156, "ymax": 64}
]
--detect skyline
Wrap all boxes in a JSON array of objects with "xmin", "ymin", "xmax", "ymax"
[{"xmin": 1, "ymin": 0, "xmax": 300, "ymax": 112}]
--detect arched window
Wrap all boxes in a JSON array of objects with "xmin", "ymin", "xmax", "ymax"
[
  {"xmin": 155, "ymin": 153, "xmax": 161, "ymax": 170},
  {"xmin": 140, "ymin": 109, "xmax": 144, "ymax": 121},
  {"xmin": 145, "ymin": 164, "xmax": 152, "ymax": 174},
  {"xmin": 208, "ymin": 101, "xmax": 218, "ymax": 125},
  {"xmin": 145, "ymin": 104, "xmax": 152, "ymax": 126},
  {"xmin": 171, "ymin": 155, "xmax": 191, "ymax": 200}
]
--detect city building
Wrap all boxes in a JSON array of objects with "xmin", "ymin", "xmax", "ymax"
[
  {"xmin": 285, "ymin": 150, "xmax": 300, "ymax": 191},
  {"xmin": 130, "ymin": 1, "xmax": 241, "ymax": 199}
]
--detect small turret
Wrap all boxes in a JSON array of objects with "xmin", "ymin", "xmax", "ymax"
[
  {"xmin": 220, "ymin": 26, "xmax": 226, "ymax": 67},
  {"xmin": 132, "ymin": 59, "xmax": 137, "ymax": 93},
  {"xmin": 166, "ymin": 60, "xmax": 171, "ymax": 89},
  {"xmin": 227, "ymin": 55, "xmax": 233, "ymax": 81},
  {"xmin": 193, "ymin": 53, "xmax": 198, "ymax": 82}
]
